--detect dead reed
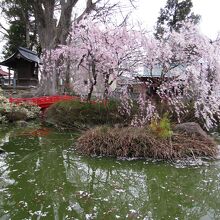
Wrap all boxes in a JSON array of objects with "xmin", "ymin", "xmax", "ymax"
[{"xmin": 75, "ymin": 126, "xmax": 217, "ymax": 160}]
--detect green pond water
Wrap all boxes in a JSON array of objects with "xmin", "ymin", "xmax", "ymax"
[{"xmin": 0, "ymin": 124, "xmax": 220, "ymax": 220}]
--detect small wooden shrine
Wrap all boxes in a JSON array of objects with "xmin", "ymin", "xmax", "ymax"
[{"xmin": 0, "ymin": 47, "xmax": 40, "ymax": 87}]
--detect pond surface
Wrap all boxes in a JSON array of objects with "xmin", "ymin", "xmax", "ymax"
[{"xmin": 0, "ymin": 124, "xmax": 220, "ymax": 220}]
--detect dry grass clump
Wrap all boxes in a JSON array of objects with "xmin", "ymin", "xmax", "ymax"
[{"xmin": 75, "ymin": 126, "xmax": 217, "ymax": 160}]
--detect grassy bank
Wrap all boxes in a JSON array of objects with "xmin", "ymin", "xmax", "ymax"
[
  {"xmin": 44, "ymin": 99, "xmax": 124, "ymax": 130},
  {"xmin": 75, "ymin": 126, "xmax": 217, "ymax": 160}
]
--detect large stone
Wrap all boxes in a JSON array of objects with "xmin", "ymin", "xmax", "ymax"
[
  {"xmin": 6, "ymin": 111, "xmax": 27, "ymax": 122},
  {"xmin": 174, "ymin": 122, "xmax": 211, "ymax": 140}
]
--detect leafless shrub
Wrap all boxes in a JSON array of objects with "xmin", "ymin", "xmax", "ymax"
[{"xmin": 76, "ymin": 126, "xmax": 217, "ymax": 160}]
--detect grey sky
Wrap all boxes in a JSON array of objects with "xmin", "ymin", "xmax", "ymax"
[
  {"xmin": 134, "ymin": 0, "xmax": 220, "ymax": 39},
  {"xmin": 1, "ymin": 0, "xmax": 220, "ymax": 57}
]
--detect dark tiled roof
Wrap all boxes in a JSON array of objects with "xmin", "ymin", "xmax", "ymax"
[
  {"xmin": 18, "ymin": 47, "xmax": 40, "ymax": 63},
  {"xmin": 0, "ymin": 47, "xmax": 40, "ymax": 68}
]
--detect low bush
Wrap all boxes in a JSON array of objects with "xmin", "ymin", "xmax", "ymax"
[
  {"xmin": 150, "ymin": 113, "xmax": 173, "ymax": 138},
  {"xmin": 44, "ymin": 99, "xmax": 125, "ymax": 130},
  {"xmin": 75, "ymin": 126, "xmax": 217, "ymax": 160},
  {"xmin": 0, "ymin": 92, "xmax": 41, "ymax": 123}
]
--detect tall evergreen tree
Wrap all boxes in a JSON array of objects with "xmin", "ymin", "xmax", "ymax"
[
  {"xmin": 3, "ymin": 20, "xmax": 26, "ymax": 58},
  {"xmin": 0, "ymin": 0, "xmax": 39, "ymax": 57},
  {"xmin": 155, "ymin": 0, "xmax": 200, "ymax": 39}
]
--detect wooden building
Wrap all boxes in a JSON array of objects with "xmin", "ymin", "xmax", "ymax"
[{"xmin": 0, "ymin": 47, "xmax": 40, "ymax": 87}]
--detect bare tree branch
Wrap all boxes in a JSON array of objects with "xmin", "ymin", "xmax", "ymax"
[
  {"xmin": 128, "ymin": 0, "xmax": 137, "ymax": 9},
  {"xmin": 0, "ymin": 22, "xmax": 8, "ymax": 33},
  {"xmin": 75, "ymin": 0, "xmax": 102, "ymax": 23}
]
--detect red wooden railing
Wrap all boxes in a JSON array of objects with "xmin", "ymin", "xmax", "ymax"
[{"xmin": 9, "ymin": 95, "xmax": 80, "ymax": 109}]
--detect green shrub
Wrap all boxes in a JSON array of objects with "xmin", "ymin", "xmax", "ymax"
[
  {"xmin": 150, "ymin": 113, "xmax": 173, "ymax": 138},
  {"xmin": 16, "ymin": 102, "xmax": 41, "ymax": 119},
  {"xmin": 44, "ymin": 99, "xmax": 124, "ymax": 129}
]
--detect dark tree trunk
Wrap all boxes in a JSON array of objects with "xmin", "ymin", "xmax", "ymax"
[
  {"xmin": 103, "ymin": 74, "xmax": 110, "ymax": 99},
  {"xmin": 31, "ymin": 0, "xmax": 100, "ymax": 95},
  {"xmin": 87, "ymin": 61, "xmax": 97, "ymax": 101},
  {"xmin": 87, "ymin": 84, "xmax": 94, "ymax": 101}
]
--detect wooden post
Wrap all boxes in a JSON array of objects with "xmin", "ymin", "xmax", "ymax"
[
  {"xmin": 8, "ymin": 68, "xmax": 11, "ymax": 86},
  {"xmin": 13, "ymin": 71, "xmax": 16, "ymax": 90}
]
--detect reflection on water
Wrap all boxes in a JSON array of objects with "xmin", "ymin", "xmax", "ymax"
[{"xmin": 0, "ymin": 125, "xmax": 220, "ymax": 219}]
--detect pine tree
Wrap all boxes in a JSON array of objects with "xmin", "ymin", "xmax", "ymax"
[
  {"xmin": 0, "ymin": 0, "xmax": 39, "ymax": 57},
  {"xmin": 155, "ymin": 0, "xmax": 200, "ymax": 39}
]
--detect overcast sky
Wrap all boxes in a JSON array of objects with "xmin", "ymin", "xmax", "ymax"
[
  {"xmin": 1, "ymin": 0, "xmax": 220, "ymax": 57},
  {"xmin": 134, "ymin": 0, "xmax": 220, "ymax": 39}
]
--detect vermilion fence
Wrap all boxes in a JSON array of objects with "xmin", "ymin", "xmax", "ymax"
[{"xmin": 9, "ymin": 95, "xmax": 80, "ymax": 109}]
